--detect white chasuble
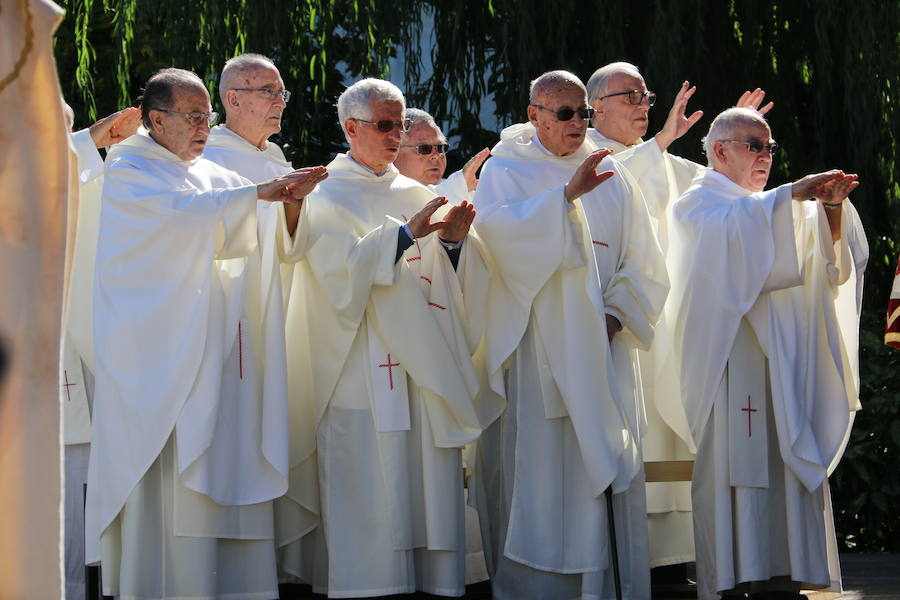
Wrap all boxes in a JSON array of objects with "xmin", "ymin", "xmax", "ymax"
[
  {"xmin": 668, "ymin": 168, "xmax": 868, "ymax": 598},
  {"xmin": 86, "ymin": 129, "xmax": 289, "ymax": 587},
  {"xmin": 586, "ymin": 129, "xmax": 702, "ymax": 567},
  {"xmin": 61, "ymin": 128, "xmax": 104, "ymax": 446},
  {"xmin": 282, "ymin": 154, "xmax": 501, "ymax": 597},
  {"xmin": 203, "ymin": 126, "xmax": 317, "ymax": 560},
  {"xmin": 472, "ymin": 123, "xmax": 668, "ymax": 599}
]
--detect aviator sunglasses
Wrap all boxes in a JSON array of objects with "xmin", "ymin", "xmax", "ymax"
[
  {"xmin": 401, "ymin": 143, "xmax": 450, "ymax": 155},
  {"xmin": 355, "ymin": 118, "xmax": 412, "ymax": 133},
  {"xmin": 531, "ymin": 104, "xmax": 595, "ymax": 121}
]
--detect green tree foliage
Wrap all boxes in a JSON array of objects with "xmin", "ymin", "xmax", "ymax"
[
  {"xmin": 54, "ymin": 0, "xmax": 899, "ymax": 551},
  {"xmin": 55, "ymin": 0, "xmax": 406, "ymax": 166}
]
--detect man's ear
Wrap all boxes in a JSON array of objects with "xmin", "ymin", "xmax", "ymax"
[
  {"xmin": 344, "ymin": 119, "xmax": 359, "ymax": 140},
  {"xmin": 591, "ymin": 99, "xmax": 604, "ymax": 121},
  {"xmin": 526, "ymin": 105, "xmax": 539, "ymax": 127},
  {"xmin": 713, "ymin": 141, "xmax": 728, "ymax": 165},
  {"xmin": 148, "ymin": 109, "xmax": 165, "ymax": 134},
  {"xmin": 225, "ymin": 90, "xmax": 239, "ymax": 109}
]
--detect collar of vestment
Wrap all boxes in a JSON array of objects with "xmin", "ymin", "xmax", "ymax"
[
  {"xmin": 698, "ymin": 168, "xmax": 760, "ymax": 198},
  {"xmin": 106, "ymin": 126, "xmax": 202, "ymax": 165},
  {"xmin": 490, "ymin": 122, "xmax": 597, "ymax": 166},
  {"xmin": 328, "ymin": 152, "xmax": 400, "ymax": 182},
  {"xmin": 207, "ymin": 125, "xmax": 291, "ymax": 166},
  {"xmin": 586, "ymin": 129, "xmax": 640, "ymax": 155}
]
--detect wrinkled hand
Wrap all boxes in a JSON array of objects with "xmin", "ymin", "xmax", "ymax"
[
  {"xmin": 654, "ymin": 81, "xmax": 704, "ymax": 152},
  {"xmin": 408, "ymin": 196, "xmax": 450, "ymax": 238},
  {"xmin": 816, "ymin": 173, "xmax": 859, "ymax": 206},
  {"xmin": 735, "ymin": 88, "xmax": 774, "ymax": 116},
  {"xmin": 606, "ymin": 314, "xmax": 622, "ymax": 343},
  {"xmin": 257, "ymin": 166, "xmax": 328, "ymax": 204},
  {"xmin": 564, "ymin": 149, "xmax": 615, "ymax": 202},
  {"xmin": 438, "ymin": 200, "xmax": 476, "ymax": 243},
  {"xmin": 791, "ymin": 170, "xmax": 844, "ymax": 200},
  {"xmin": 89, "ymin": 107, "xmax": 141, "ymax": 148},
  {"xmin": 462, "ymin": 148, "xmax": 491, "ymax": 192}
]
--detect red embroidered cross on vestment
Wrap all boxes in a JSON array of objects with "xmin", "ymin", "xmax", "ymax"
[
  {"xmin": 378, "ymin": 353, "xmax": 401, "ymax": 390},
  {"xmin": 62, "ymin": 370, "xmax": 77, "ymax": 402},
  {"xmin": 741, "ymin": 395, "xmax": 758, "ymax": 437}
]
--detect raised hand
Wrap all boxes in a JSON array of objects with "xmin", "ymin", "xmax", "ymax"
[
  {"xmin": 407, "ymin": 196, "xmax": 450, "ymax": 238},
  {"xmin": 564, "ymin": 148, "xmax": 615, "ymax": 202},
  {"xmin": 736, "ymin": 88, "xmax": 774, "ymax": 116},
  {"xmin": 257, "ymin": 166, "xmax": 328, "ymax": 204},
  {"xmin": 816, "ymin": 173, "xmax": 860, "ymax": 206},
  {"xmin": 654, "ymin": 81, "xmax": 704, "ymax": 151},
  {"xmin": 89, "ymin": 107, "xmax": 142, "ymax": 148},
  {"xmin": 462, "ymin": 148, "xmax": 491, "ymax": 192},
  {"xmin": 790, "ymin": 170, "xmax": 844, "ymax": 200},
  {"xmin": 438, "ymin": 200, "xmax": 476, "ymax": 243}
]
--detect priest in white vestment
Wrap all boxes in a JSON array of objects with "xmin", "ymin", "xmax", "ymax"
[
  {"xmin": 85, "ymin": 68, "xmax": 326, "ymax": 600},
  {"xmin": 471, "ymin": 70, "xmax": 669, "ymax": 600},
  {"xmin": 585, "ymin": 62, "xmax": 777, "ymax": 574},
  {"xmin": 282, "ymin": 77, "xmax": 502, "ymax": 598},
  {"xmin": 395, "ymin": 107, "xmax": 490, "ymax": 207},
  {"xmin": 62, "ymin": 104, "xmax": 140, "ymax": 600},
  {"xmin": 199, "ymin": 55, "xmax": 319, "ymax": 585},
  {"xmin": 667, "ymin": 107, "xmax": 867, "ymax": 600},
  {"xmin": 394, "ymin": 108, "xmax": 493, "ymax": 585}
]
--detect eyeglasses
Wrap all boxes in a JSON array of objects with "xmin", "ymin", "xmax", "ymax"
[
  {"xmin": 531, "ymin": 104, "xmax": 595, "ymax": 122},
  {"xmin": 721, "ymin": 139, "xmax": 779, "ymax": 157},
  {"xmin": 151, "ymin": 108, "xmax": 218, "ymax": 127},
  {"xmin": 401, "ymin": 143, "xmax": 449, "ymax": 155},
  {"xmin": 355, "ymin": 118, "xmax": 412, "ymax": 133},
  {"xmin": 598, "ymin": 90, "xmax": 657, "ymax": 107},
  {"xmin": 232, "ymin": 88, "xmax": 291, "ymax": 103}
]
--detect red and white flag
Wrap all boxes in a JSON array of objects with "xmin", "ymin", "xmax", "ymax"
[{"xmin": 886, "ymin": 254, "xmax": 900, "ymax": 348}]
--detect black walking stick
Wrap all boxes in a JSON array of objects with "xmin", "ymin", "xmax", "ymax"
[{"xmin": 605, "ymin": 486, "xmax": 624, "ymax": 600}]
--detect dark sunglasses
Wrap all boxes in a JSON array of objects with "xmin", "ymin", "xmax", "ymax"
[
  {"xmin": 356, "ymin": 118, "xmax": 412, "ymax": 133},
  {"xmin": 401, "ymin": 143, "xmax": 450, "ymax": 155},
  {"xmin": 531, "ymin": 104, "xmax": 595, "ymax": 122}
]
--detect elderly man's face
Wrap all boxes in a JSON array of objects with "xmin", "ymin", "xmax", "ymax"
[
  {"xmin": 148, "ymin": 84, "xmax": 212, "ymax": 160},
  {"xmin": 528, "ymin": 85, "xmax": 590, "ymax": 157},
  {"xmin": 713, "ymin": 122, "xmax": 774, "ymax": 192},
  {"xmin": 345, "ymin": 98, "xmax": 405, "ymax": 173},
  {"xmin": 394, "ymin": 121, "xmax": 447, "ymax": 185},
  {"xmin": 225, "ymin": 65, "xmax": 287, "ymax": 145},
  {"xmin": 591, "ymin": 72, "xmax": 651, "ymax": 146}
]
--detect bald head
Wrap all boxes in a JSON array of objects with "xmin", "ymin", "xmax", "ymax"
[
  {"xmin": 218, "ymin": 53, "xmax": 278, "ymax": 105},
  {"xmin": 529, "ymin": 70, "xmax": 587, "ymax": 105},
  {"xmin": 139, "ymin": 68, "xmax": 206, "ymax": 130}
]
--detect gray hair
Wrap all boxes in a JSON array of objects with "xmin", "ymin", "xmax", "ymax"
[
  {"xmin": 528, "ymin": 70, "xmax": 586, "ymax": 104},
  {"xmin": 336, "ymin": 78, "xmax": 405, "ymax": 139},
  {"xmin": 218, "ymin": 53, "xmax": 278, "ymax": 105},
  {"xmin": 702, "ymin": 107, "xmax": 770, "ymax": 165},
  {"xmin": 404, "ymin": 107, "xmax": 436, "ymax": 127},
  {"xmin": 403, "ymin": 107, "xmax": 446, "ymax": 141},
  {"xmin": 586, "ymin": 61, "xmax": 643, "ymax": 103},
  {"xmin": 139, "ymin": 68, "xmax": 206, "ymax": 130}
]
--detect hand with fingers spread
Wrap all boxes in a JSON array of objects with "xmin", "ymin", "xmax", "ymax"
[
  {"xmin": 735, "ymin": 88, "xmax": 774, "ymax": 116},
  {"xmin": 790, "ymin": 170, "xmax": 845, "ymax": 200},
  {"xmin": 438, "ymin": 200, "xmax": 477, "ymax": 243},
  {"xmin": 654, "ymin": 81, "xmax": 704, "ymax": 152},
  {"xmin": 407, "ymin": 196, "xmax": 450, "ymax": 239},
  {"xmin": 89, "ymin": 107, "xmax": 142, "ymax": 148},
  {"xmin": 564, "ymin": 148, "xmax": 615, "ymax": 202},
  {"xmin": 256, "ymin": 166, "xmax": 329, "ymax": 204},
  {"xmin": 462, "ymin": 148, "xmax": 491, "ymax": 192}
]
